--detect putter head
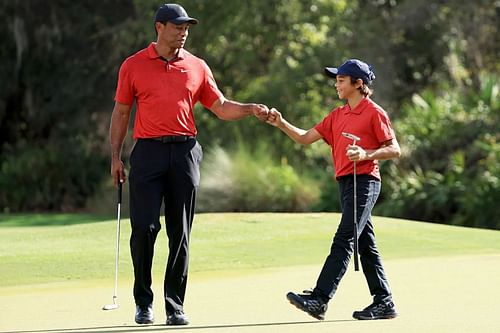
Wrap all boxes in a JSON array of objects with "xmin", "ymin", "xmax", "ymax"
[
  {"xmin": 342, "ymin": 132, "xmax": 361, "ymax": 142},
  {"xmin": 103, "ymin": 303, "xmax": 119, "ymax": 310},
  {"xmin": 103, "ymin": 297, "xmax": 119, "ymax": 310}
]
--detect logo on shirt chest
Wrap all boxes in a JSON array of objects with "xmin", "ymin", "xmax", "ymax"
[{"xmin": 156, "ymin": 67, "xmax": 201, "ymax": 96}]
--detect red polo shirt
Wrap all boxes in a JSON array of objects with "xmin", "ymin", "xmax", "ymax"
[
  {"xmin": 115, "ymin": 43, "xmax": 223, "ymax": 138},
  {"xmin": 315, "ymin": 97, "xmax": 396, "ymax": 180}
]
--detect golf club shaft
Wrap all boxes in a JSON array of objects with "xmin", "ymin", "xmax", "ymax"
[
  {"xmin": 343, "ymin": 132, "xmax": 361, "ymax": 272},
  {"xmin": 113, "ymin": 182, "xmax": 122, "ymax": 300},
  {"xmin": 353, "ymin": 159, "xmax": 359, "ymax": 271}
]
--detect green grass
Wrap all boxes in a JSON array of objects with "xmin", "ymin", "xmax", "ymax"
[
  {"xmin": 1, "ymin": 212, "xmax": 499, "ymax": 287},
  {"xmin": 0, "ymin": 213, "xmax": 111, "ymax": 226}
]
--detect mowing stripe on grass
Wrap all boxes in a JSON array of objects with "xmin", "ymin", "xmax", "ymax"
[{"xmin": 1, "ymin": 213, "xmax": 499, "ymax": 286}]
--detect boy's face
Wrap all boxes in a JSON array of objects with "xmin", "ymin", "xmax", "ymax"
[{"xmin": 335, "ymin": 75, "xmax": 363, "ymax": 100}]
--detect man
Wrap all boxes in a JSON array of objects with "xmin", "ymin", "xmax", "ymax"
[
  {"xmin": 109, "ymin": 3, "xmax": 268, "ymax": 326},
  {"xmin": 267, "ymin": 59, "xmax": 400, "ymax": 321}
]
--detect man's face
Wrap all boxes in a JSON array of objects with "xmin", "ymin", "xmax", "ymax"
[
  {"xmin": 157, "ymin": 22, "xmax": 190, "ymax": 49},
  {"xmin": 335, "ymin": 75, "xmax": 362, "ymax": 100}
]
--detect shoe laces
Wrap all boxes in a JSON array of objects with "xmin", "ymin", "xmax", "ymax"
[
  {"xmin": 364, "ymin": 300, "xmax": 393, "ymax": 313},
  {"xmin": 298, "ymin": 290, "xmax": 327, "ymax": 311},
  {"xmin": 365, "ymin": 302, "xmax": 383, "ymax": 310}
]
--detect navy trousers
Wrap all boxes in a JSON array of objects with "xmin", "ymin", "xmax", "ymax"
[
  {"xmin": 128, "ymin": 138, "xmax": 202, "ymax": 314},
  {"xmin": 314, "ymin": 174, "xmax": 392, "ymax": 303}
]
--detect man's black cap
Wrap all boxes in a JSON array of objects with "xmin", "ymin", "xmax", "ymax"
[{"xmin": 155, "ymin": 3, "xmax": 198, "ymax": 25}]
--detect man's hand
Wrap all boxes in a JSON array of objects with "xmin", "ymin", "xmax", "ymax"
[
  {"xmin": 111, "ymin": 157, "xmax": 126, "ymax": 187},
  {"xmin": 266, "ymin": 107, "xmax": 283, "ymax": 127},
  {"xmin": 252, "ymin": 103, "xmax": 269, "ymax": 121}
]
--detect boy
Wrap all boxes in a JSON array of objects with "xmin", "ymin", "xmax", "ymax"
[{"xmin": 266, "ymin": 59, "xmax": 400, "ymax": 320}]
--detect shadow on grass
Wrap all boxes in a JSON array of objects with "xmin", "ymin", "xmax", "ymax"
[
  {"xmin": 0, "ymin": 213, "xmax": 113, "ymax": 227},
  {"xmin": 2, "ymin": 319, "xmax": 355, "ymax": 333}
]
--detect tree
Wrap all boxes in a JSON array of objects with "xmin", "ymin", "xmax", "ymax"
[{"xmin": 0, "ymin": 1, "xmax": 134, "ymax": 211}]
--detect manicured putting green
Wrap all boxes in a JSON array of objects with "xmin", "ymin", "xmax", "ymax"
[{"xmin": 1, "ymin": 213, "xmax": 499, "ymax": 332}]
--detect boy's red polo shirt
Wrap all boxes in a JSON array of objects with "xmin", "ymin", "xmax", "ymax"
[
  {"xmin": 315, "ymin": 97, "xmax": 396, "ymax": 180},
  {"xmin": 115, "ymin": 43, "xmax": 223, "ymax": 139}
]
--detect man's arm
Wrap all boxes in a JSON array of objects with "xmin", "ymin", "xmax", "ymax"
[
  {"xmin": 267, "ymin": 108, "xmax": 322, "ymax": 145},
  {"xmin": 109, "ymin": 101, "xmax": 132, "ymax": 186},
  {"xmin": 347, "ymin": 138, "xmax": 401, "ymax": 161},
  {"xmin": 209, "ymin": 97, "xmax": 269, "ymax": 121}
]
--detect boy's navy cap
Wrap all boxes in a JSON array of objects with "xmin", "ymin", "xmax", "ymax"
[
  {"xmin": 155, "ymin": 4, "xmax": 198, "ymax": 25},
  {"xmin": 324, "ymin": 59, "xmax": 376, "ymax": 84}
]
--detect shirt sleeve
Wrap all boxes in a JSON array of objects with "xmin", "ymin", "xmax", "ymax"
[
  {"xmin": 372, "ymin": 109, "xmax": 396, "ymax": 143},
  {"xmin": 314, "ymin": 111, "xmax": 334, "ymax": 146},
  {"xmin": 199, "ymin": 61, "xmax": 224, "ymax": 109},
  {"xmin": 114, "ymin": 60, "xmax": 134, "ymax": 105}
]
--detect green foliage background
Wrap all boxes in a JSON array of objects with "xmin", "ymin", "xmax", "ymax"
[{"xmin": 0, "ymin": 0, "xmax": 498, "ymax": 228}]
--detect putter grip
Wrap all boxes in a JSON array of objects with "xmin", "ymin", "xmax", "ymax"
[{"xmin": 118, "ymin": 182, "xmax": 122, "ymax": 204}]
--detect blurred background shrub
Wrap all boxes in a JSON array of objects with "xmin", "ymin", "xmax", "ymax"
[
  {"xmin": 1, "ymin": 0, "xmax": 498, "ymax": 229},
  {"xmin": 197, "ymin": 144, "xmax": 319, "ymax": 212}
]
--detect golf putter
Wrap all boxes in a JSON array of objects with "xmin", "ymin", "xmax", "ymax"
[
  {"xmin": 103, "ymin": 181, "xmax": 123, "ymax": 310},
  {"xmin": 342, "ymin": 132, "xmax": 361, "ymax": 272}
]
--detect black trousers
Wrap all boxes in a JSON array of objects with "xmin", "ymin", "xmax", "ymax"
[
  {"xmin": 314, "ymin": 175, "xmax": 392, "ymax": 303},
  {"xmin": 128, "ymin": 138, "xmax": 202, "ymax": 314}
]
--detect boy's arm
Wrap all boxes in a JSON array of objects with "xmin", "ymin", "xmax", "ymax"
[
  {"xmin": 267, "ymin": 108, "xmax": 322, "ymax": 145},
  {"xmin": 347, "ymin": 138, "xmax": 401, "ymax": 161}
]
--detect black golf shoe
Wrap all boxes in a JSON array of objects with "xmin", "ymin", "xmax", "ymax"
[
  {"xmin": 135, "ymin": 304, "xmax": 154, "ymax": 324},
  {"xmin": 166, "ymin": 310, "xmax": 189, "ymax": 325},
  {"xmin": 352, "ymin": 299, "xmax": 398, "ymax": 320},
  {"xmin": 286, "ymin": 290, "xmax": 328, "ymax": 320}
]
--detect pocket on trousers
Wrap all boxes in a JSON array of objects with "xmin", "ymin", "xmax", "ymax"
[{"xmin": 192, "ymin": 141, "xmax": 203, "ymax": 164}]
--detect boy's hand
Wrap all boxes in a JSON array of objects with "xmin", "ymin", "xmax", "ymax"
[
  {"xmin": 346, "ymin": 144, "xmax": 367, "ymax": 161},
  {"xmin": 266, "ymin": 108, "xmax": 282, "ymax": 127}
]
